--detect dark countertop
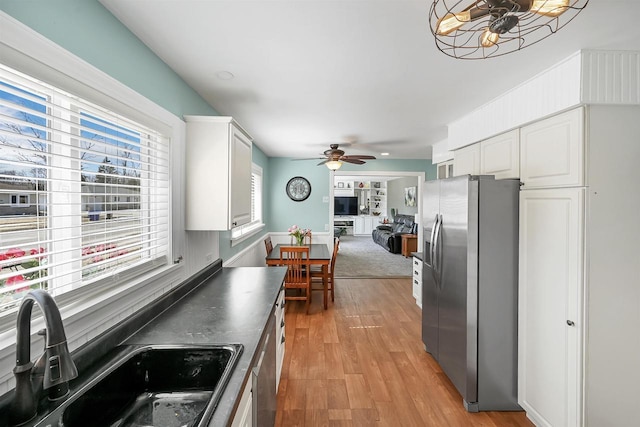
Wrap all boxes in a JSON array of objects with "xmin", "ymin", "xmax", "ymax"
[
  {"xmin": 411, "ymin": 251, "xmax": 423, "ymax": 261},
  {"xmin": 124, "ymin": 266, "xmax": 286, "ymax": 427}
]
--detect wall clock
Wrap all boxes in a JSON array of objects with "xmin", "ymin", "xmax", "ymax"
[{"xmin": 286, "ymin": 176, "xmax": 311, "ymax": 202}]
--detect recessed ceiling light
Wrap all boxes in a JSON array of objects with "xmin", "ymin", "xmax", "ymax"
[
  {"xmin": 215, "ymin": 71, "xmax": 235, "ymax": 80},
  {"xmin": 381, "ymin": 152, "xmax": 390, "ymax": 156}
]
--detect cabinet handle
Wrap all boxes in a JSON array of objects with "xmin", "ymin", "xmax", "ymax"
[
  {"xmin": 281, "ymin": 335, "xmax": 285, "ymax": 344},
  {"xmin": 566, "ymin": 320, "xmax": 575, "ymax": 326},
  {"xmin": 280, "ymin": 320, "xmax": 285, "ymax": 328}
]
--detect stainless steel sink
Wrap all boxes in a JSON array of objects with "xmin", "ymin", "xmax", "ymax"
[{"xmin": 34, "ymin": 344, "xmax": 242, "ymax": 427}]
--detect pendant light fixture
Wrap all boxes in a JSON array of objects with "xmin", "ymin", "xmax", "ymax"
[{"xmin": 429, "ymin": 0, "xmax": 589, "ymax": 59}]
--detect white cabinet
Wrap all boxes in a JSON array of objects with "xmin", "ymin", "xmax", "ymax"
[
  {"xmin": 230, "ymin": 380, "xmax": 253, "ymax": 427},
  {"xmin": 518, "ymin": 188, "xmax": 584, "ymax": 427},
  {"xmin": 480, "ymin": 129, "xmax": 520, "ymax": 179},
  {"xmin": 353, "ymin": 216, "xmax": 375, "ymax": 236},
  {"xmin": 353, "ymin": 216, "xmax": 365, "ymax": 235},
  {"xmin": 436, "ymin": 160, "xmax": 454, "ymax": 179},
  {"xmin": 184, "ymin": 116, "xmax": 253, "ymax": 230},
  {"xmin": 517, "ymin": 105, "xmax": 640, "ymax": 427},
  {"xmin": 412, "ymin": 256, "xmax": 422, "ymax": 308},
  {"xmin": 453, "ymin": 143, "xmax": 480, "ymax": 176},
  {"xmin": 454, "ymin": 130, "xmax": 519, "ymax": 179},
  {"xmin": 275, "ymin": 289, "xmax": 285, "ymax": 391},
  {"xmin": 520, "ymin": 108, "xmax": 584, "ymax": 189}
]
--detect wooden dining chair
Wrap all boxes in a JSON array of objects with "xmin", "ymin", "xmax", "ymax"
[
  {"xmin": 279, "ymin": 246, "xmax": 312, "ymax": 314},
  {"xmin": 304, "ymin": 231, "xmax": 312, "ymax": 245},
  {"xmin": 311, "ymin": 237, "xmax": 339, "ymax": 303},
  {"xmin": 264, "ymin": 236, "xmax": 273, "ymax": 255}
]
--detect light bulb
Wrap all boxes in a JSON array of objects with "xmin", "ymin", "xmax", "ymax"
[
  {"xmin": 530, "ymin": 0, "xmax": 570, "ymax": 17},
  {"xmin": 480, "ymin": 29, "xmax": 499, "ymax": 47},
  {"xmin": 326, "ymin": 160, "xmax": 343, "ymax": 170},
  {"xmin": 436, "ymin": 11, "xmax": 471, "ymax": 36}
]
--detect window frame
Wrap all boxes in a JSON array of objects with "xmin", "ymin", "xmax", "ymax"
[
  {"xmin": 230, "ymin": 163, "xmax": 264, "ymax": 246},
  {"xmin": 0, "ymin": 13, "xmax": 186, "ymax": 343}
]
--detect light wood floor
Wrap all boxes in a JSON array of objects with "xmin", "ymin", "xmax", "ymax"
[{"xmin": 275, "ymin": 277, "xmax": 534, "ymax": 427}]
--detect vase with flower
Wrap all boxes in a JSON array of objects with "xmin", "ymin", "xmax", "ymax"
[{"xmin": 288, "ymin": 225, "xmax": 310, "ymax": 246}]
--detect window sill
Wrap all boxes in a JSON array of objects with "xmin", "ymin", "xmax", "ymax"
[
  {"xmin": 0, "ymin": 262, "xmax": 184, "ymax": 354},
  {"xmin": 231, "ymin": 223, "xmax": 265, "ymax": 247}
]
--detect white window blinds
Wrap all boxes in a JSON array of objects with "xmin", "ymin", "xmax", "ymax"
[
  {"xmin": 231, "ymin": 163, "xmax": 263, "ymax": 241},
  {"xmin": 0, "ymin": 64, "xmax": 170, "ymax": 311}
]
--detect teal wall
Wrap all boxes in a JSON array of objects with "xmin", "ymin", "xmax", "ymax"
[
  {"xmin": 1, "ymin": 1, "xmax": 436, "ymax": 259},
  {"xmin": 267, "ymin": 158, "xmax": 434, "ymax": 233},
  {"xmin": 0, "ymin": 0, "xmax": 216, "ymax": 118}
]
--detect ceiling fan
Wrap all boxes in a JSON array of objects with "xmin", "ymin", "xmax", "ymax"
[
  {"xmin": 304, "ymin": 144, "xmax": 376, "ymax": 170},
  {"xmin": 429, "ymin": 0, "xmax": 589, "ymax": 59}
]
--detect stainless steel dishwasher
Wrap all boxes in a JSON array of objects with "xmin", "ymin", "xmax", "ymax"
[{"xmin": 252, "ymin": 313, "xmax": 276, "ymax": 426}]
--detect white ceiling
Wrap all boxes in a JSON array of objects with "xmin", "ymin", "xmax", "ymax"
[{"xmin": 101, "ymin": 0, "xmax": 640, "ymax": 160}]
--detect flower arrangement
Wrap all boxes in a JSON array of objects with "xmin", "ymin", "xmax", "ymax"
[{"xmin": 288, "ymin": 225, "xmax": 311, "ymax": 245}]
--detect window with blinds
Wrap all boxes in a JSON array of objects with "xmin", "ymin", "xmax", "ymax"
[
  {"xmin": 231, "ymin": 163, "xmax": 263, "ymax": 241},
  {"xmin": 0, "ymin": 64, "xmax": 170, "ymax": 311}
]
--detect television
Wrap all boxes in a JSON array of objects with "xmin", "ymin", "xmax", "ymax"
[{"xmin": 334, "ymin": 196, "xmax": 358, "ymax": 216}]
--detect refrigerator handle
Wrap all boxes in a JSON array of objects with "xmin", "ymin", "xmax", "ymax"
[
  {"xmin": 433, "ymin": 214, "xmax": 443, "ymax": 288},
  {"xmin": 429, "ymin": 215, "xmax": 439, "ymax": 287},
  {"xmin": 429, "ymin": 215, "xmax": 438, "ymax": 268}
]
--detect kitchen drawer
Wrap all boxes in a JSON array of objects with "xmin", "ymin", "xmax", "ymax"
[
  {"xmin": 412, "ymin": 257, "xmax": 422, "ymax": 308},
  {"xmin": 275, "ymin": 288, "xmax": 285, "ymax": 391}
]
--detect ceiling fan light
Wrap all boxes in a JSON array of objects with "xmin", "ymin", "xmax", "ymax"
[
  {"xmin": 326, "ymin": 160, "xmax": 343, "ymax": 170},
  {"xmin": 530, "ymin": 0, "xmax": 570, "ymax": 17},
  {"xmin": 436, "ymin": 11, "xmax": 470, "ymax": 35},
  {"xmin": 429, "ymin": 0, "xmax": 588, "ymax": 60},
  {"xmin": 480, "ymin": 29, "xmax": 500, "ymax": 47}
]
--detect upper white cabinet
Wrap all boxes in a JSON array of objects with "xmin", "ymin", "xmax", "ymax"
[
  {"xmin": 436, "ymin": 161, "xmax": 454, "ymax": 179},
  {"xmin": 453, "ymin": 130, "xmax": 519, "ymax": 179},
  {"xmin": 480, "ymin": 129, "xmax": 520, "ymax": 179},
  {"xmin": 184, "ymin": 116, "xmax": 253, "ymax": 230},
  {"xmin": 520, "ymin": 108, "xmax": 584, "ymax": 189},
  {"xmin": 453, "ymin": 143, "xmax": 480, "ymax": 176}
]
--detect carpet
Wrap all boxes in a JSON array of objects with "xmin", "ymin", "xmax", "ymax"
[{"xmin": 334, "ymin": 235, "xmax": 413, "ymax": 278}]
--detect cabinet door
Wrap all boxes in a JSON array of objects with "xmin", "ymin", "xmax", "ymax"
[
  {"xmin": 518, "ymin": 188, "xmax": 584, "ymax": 427},
  {"xmin": 480, "ymin": 129, "xmax": 520, "ymax": 179},
  {"xmin": 275, "ymin": 289, "xmax": 285, "ymax": 392},
  {"xmin": 364, "ymin": 216, "xmax": 375, "ymax": 234},
  {"xmin": 453, "ymin": 143, "xmax": 480, "ymax": 176},
  {"xmin": 353, "ymin": 217, "xmax": 365, "ymax": 235},
  {"xmin": 437, "ymin": 160, "xmax": 454, "ymax": 179},
  {"xmin": 231, "ymin": 380, "xmax": 253, "ymax": 427},
  {"xmin": 520, "ymin": 108, "xmax": 584, "ymax": 189},
  {"xmin": 230, "ymin": 125, "xmax": 252, "ymax": 227}
]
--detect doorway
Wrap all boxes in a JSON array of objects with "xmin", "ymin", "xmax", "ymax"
[{"xmin": 329, "ymin": 171, "xmax": 424, "ymax": 253}]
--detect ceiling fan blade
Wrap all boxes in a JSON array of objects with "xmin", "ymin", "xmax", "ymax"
[
  {"xmin": 292, "ymin": 157, "xmax": 325, "ymax": 161},
  {"xmin": 341, "ymin": 158, "xmax": 366, "ymax": 165},
  {"xmin": 317, "ymin": 159, "xmax": 329, "ymax": 166},
  {"xmin": 342, "ymin": 155, "xmax": 377, "ymax": 160}
]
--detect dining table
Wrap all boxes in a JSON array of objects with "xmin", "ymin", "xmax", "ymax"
[{"xmin": 266, "ymin": 243, "xmax": 331, "ymax": 310}]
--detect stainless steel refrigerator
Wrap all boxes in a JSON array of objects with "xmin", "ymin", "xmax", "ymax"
[{"xmin": 422, "ymin": 175, "xmax": 520, "ymax": 412}]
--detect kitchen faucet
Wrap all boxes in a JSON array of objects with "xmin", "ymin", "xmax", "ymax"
[{"xmin": 9, "ymin": 290, "xmax": 78, "ymax": 426}]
